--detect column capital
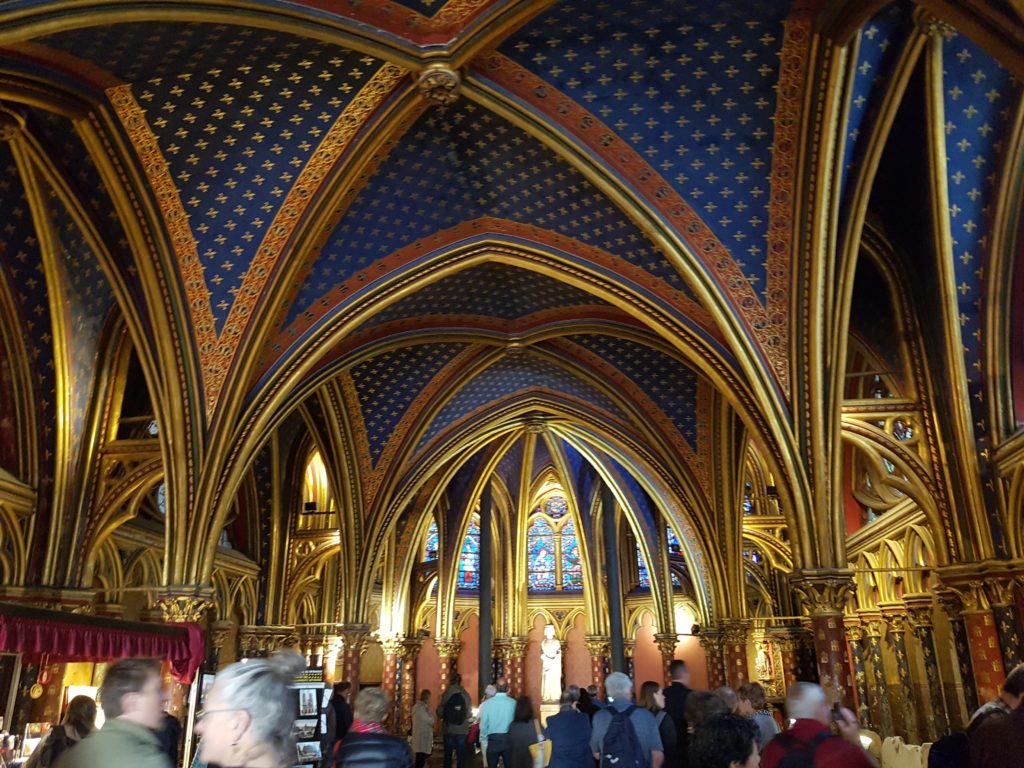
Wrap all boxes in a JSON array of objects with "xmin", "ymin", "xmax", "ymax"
[
  {"xmin": 401, "ymin": 638, "xmax": 423, "ymax": 661},
  {"xmin": 584, "ymin": 636, "xmax": 611, "ymax": 657},
  {"xmin": 434, "ymin": 638, "xmax": 463, "ymax": 659},
  {"xmin": 379, "ymin": 635, "xmax": 406, "ymax": 657},
  {"xmin": 338, "ymin": 625, "xmax": 372, "ymax": 655},
  {"xmin": 698, "ymin": 629, "xmax": 724, "ymax": 654},
  {"xmin": 156, "ymin": 587, "xmax": 215, "ymax": 623},
  {"xmin": 911, "ymin": 7, "xmax": 957, "ymax": 39},
  {"xmin": 904, "ymin": 595, "xmax": 935, "ymax": 633},
  {"xmin": 653, "ymin": 633, "xmax": 678, "ymax": 657},
  {"xmin": 790, "ymin": 571, "xmax": 855, "ymax": 616},
  {"xmin": 856, "ymin": 611, "xmax": 884, "ymax": 638},
  {"xmin": 878, "ymin": 604, "xmax": 908, "ymax": 633},
  {"xmin": 844, "ymin": 620, "xmax": 865, "ymax": 643},
  {"xmin": 237, "ymin": 625, "xmax": 298, "ymax": 655},
  {"xmin": 720, "ymin": 620, "xmax": 750, "ymax": 645}
]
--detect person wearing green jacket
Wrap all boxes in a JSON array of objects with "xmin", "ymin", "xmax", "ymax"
[{"xmin": 56, "ymin": 658, "xmax": 170, "ymax": 768}]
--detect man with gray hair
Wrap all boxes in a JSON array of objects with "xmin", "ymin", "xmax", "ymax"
[
  {"xmin": 760, "ymin": 682, "xmax": 876, "ymax": 768},
  {"xmin": 590, "ymin": 671, "xmax": 663, "ymax": 768}
]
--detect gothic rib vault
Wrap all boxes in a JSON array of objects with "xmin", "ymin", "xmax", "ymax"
[{"xmin": 0, "ymin": 0, "xmax": 1022, "ymax": 743}]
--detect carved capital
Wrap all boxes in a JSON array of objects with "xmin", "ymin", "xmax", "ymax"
[
  {"xmin": 401, "ymin": 638, "xmax": 423, "ymax": 662},
  {"xmin": 209, "ymin": 620, "xmax": 235, "ymax": 652},
  {"xmin": 720, "ymin": 620, "xmax": 749, "ymax": 645},
  {"xmin": 698, "ymin": 631, "xmax": 724, "ymax": 654},
  {"xmin": 984, "ymin": 577, "xmax": 1020, "ymax": 608},
  {"xmin": 904, "ymin": 595, "xmax": 935, "ymax": 632},
  {"xmin": 237, "ymin": 625, "xmax": 298, "ymax": 655},
  {"xmin": 879, "ymin": 605, "xmax": 908, "ymax": 634},
  {"xmin": 338, "ymin": 625, "xmax": 371, "ymax": 656},
  {"xmin": 504, "ymin": 637, "xmax": 529, "ymax": 658},
  {"xmin": 435, "ymin": 638, "xmax": 463, "ymax": 659},
  {"xmin": 623, "ymin": 640, "xmax": 636, "ymax": 659},
  {"xmin": 653, "ymin": 633, "xmax": 678, "ymax": 657},
  {"xmin": 417, "ymin": 64, "xmax": 461, "ymax": 106},
  {"xmin": 379, "ymin": 635, "xmax": 406, "ymax": 658},
  {"xmin": 584, "ymin": 635, "xmax": 610, "ymax": 657},
  {"xmin": 156, "ymin": 588, "xmax": 215, "ymax": 623},
  {"xmin": 845, "ymin": 622, "xmax": 865, "ymax": 643},
  {"xmin": 934, "ymin": 587, "xmax": 964, "ymax": 620},
  {"xmin": 791, "ymin": 572, "xmax": 855, "ymax": 616},
  {"xmin": 857, "ymin": 611, "xmax": 884, "ymax": 638},
  {"xmin": 912, "ymin": 7, "xmax": 956, "ymax": 39}
]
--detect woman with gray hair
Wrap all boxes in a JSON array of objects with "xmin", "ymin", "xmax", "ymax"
[{"xmin": 194, "ymin": 649, "xmax": 306, "ymax": 768}]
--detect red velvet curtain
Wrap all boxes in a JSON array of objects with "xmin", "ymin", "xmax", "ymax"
[{"xmin": 0, "ymin": 607, "xmax": 204, "ymax": 683}]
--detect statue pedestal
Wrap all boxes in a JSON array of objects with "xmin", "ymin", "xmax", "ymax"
[{"xmin": 539, "ymin": 703, "xmax": 559, "ymax": 727}]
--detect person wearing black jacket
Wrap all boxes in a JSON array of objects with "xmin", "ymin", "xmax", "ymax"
[
  {"xmin": 662, "ymin": 660, "xmax": 693, "ymax": 768},
  {"xmin": 331, "ymin": 688, "xmax": 413, "ymax": 768}
]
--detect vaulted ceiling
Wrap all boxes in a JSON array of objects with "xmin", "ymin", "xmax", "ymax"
[{"xmin": 0, "ymin": 0, "xmax": 1021, "ymax": 617}]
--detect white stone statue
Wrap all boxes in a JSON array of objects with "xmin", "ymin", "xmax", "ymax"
[{"xmin": 540, "ymin": 623, "xmax": 562, "ymax": 703}]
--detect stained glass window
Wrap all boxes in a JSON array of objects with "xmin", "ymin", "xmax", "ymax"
[
  {"xmin": 637, "ymin": 547, "xmax": 651, "ymax": 588},
  {"xmin": 560, "ymin": 518, "xmax": 583, "ymax": 590},
  {"xmin": 743, "ymin": 482, "xmax": 753, "ymax": 514},
  {"xmin": 424, "ymin": 520, "xmax": 439, "ymax": 561},
  {"xmin": 544, "ymin": 495, "xmax": 568, "ymax": 518},
  {"xmin": 457, "ymin": 518, "xmax": 480, "ymax": 589},
  {"xmin": 155, "ymin": 483, "xmax": 166, "ymax": 516},
  {"xmin": 667, "ymin": 526, "xmax": 681, "ymax": 554},
  {"xmin": 528, "ymin": 518, "xmax": 556, "ymax": 590}
]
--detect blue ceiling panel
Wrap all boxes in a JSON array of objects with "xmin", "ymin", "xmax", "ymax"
[
  {"xmin": 287, "ymin": 101, "xmax": 687, "ymax": 328},
  {"xmin": 364, "ymin": 262, "xmax": 610, "ymax": 326},
  {"xmin": 569, "ymin": 334, "xmax": 699, "ymax": 449},
  {"xmin": 417, "ymin": 352, "xmax": 625, "ymax": 451},
  {"xmin": 351, "ymin": 342, "xmax": 465, "ymax": 464},
  {"xmin": 941, "ymin": 33, "xmax": 1020, "ymax": 453},
  {"xmin": 39, "ymin": 22, "xmax": 384, "ymax": 333},
  {"xmin": 499, "ymin": 0, "xmax": 791, "ymax": 299}
]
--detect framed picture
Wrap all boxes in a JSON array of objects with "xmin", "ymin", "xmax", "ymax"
[
  {"xmin": 292, "ymin": 719, "xmax": 317, "ymax": 739},
  {"xmin": 298, "ymin": 688, "xmax": 318, "ymax": 716},
  {"xmin": 296, "ymin": 741, "xmax": 322, "ymax": 761}
]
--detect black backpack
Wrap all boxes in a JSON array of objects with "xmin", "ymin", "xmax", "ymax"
[
  {"xmin": 443, "ymin": 691, "xmax": 467, "ymax": 725},
  {"xmin": 600, "ymin": 704, "xmax": 645, "ymax": 768},
  {"xmin": 773, "ymin": 730, "xmax": 831, "ymax": 768}
]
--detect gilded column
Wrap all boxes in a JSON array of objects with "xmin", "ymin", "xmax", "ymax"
[
  {"xmin": 937, "ymin": 589, "xmax": 978, "ymax": 722},
  {"xmin": 338, "ymin": 626, "xmax": 370, "ymax": 694},
  {"xmin": 585, "ymin": 636, "xmax": 610, "ymax": 695},
  {"xmin": 721, "ymin": 621, "xmax": 750, "ymax": 688},
  {"xmin": 769, "ymin": 630, "xmax": 803, "ymax": 692},
  {"xmin": 844, "ymin": 620, "xmax": 872, "ymax": 728},
  {"xmin": 698, "ymin": 630, "xmax": 726, "ymax": 690},
  {"xmin": 791, "ymin": 573, "xmax": 855, "ymax": 708},
  {"xmin": 959, "ymin": 581, "xmax": 1007, "ymax": 703},
  {"xmin": 400, "ymin": 638, "xmax": 422, "ymax": 736},
  {"xmin": 906, "ymin": 596, "xmax": 948, "ymax": 740},
  {"xmin": 858, "ymin": 614, "xmax": 894, "ymax": 736},
  {"xmin": 653, "ymin": 633, "xmax": 678, "ymax": 685},
  {"xmin": 986, "ymin": 578, "xmax": 1024, "ymax": 670},
  {"xmin": 492, "ymin": 638, "xmax": 508, "ymax": 679},
  {"xmin": 881, "ymin": 607, "xmax": 919, "ymax": 744},
  {"xmin": 380, "ymin": 636, "xmax": 404, "ymax": 727},
  {"xmin": 435, "ymin": 638, "xmax": 462, "ymax": 693},
  {"xmin": 503, "ymin": 638, "xmax": 528, "ymax": 695}
]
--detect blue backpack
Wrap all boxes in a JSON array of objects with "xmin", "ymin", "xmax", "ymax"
[{"xmin": 600, "ymin": 704, "xmax": 645, "ymax": 768}]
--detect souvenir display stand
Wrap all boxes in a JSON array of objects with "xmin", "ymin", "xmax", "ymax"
[{"xmin": 291, "ymin": 667, "xmax": 329, "ymax": 767}]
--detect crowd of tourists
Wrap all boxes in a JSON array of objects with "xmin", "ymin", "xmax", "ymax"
[{"xmin": 27, "ymin": 653, "xmax": 1024, "ymax": 768}]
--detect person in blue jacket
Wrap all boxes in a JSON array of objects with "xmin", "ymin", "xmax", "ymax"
[{"xmin": 543, "ymin": 688, "xmax": 593, "ymax": 767}]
